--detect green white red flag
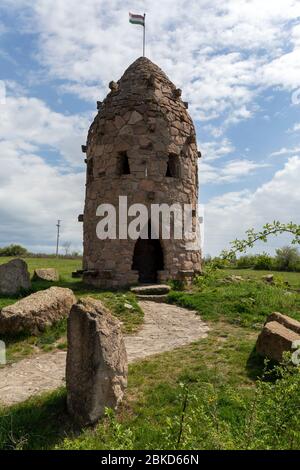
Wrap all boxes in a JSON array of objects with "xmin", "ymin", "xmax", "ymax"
[{"xmin": 129, "ymin": 12, "xmax": 145, "ymax": 26}]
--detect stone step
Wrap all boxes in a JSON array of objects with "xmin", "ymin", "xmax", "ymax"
[
  {"xmin": 136, "ymin": 294, "xmax": 169, "ymax": 303},
  {"xmin": 131, "ymin": 284, "xmax": 171, "ymax": 296}
]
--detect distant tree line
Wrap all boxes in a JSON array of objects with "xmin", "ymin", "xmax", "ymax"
[
  {"xmin": 0, "ymin": 244, "xmax": 82, "ymax": 259},
  {"xmin": 205, "ymin": 246, "xmax": 300, "ymax": 272}
]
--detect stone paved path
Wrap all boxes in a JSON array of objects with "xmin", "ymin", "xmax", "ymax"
[{"xmin": 0, "ymin": 301, "xmax": 209, "ymax": 406}]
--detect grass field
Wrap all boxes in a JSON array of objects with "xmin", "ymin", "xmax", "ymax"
[
  {"xmin": 225, "ymin": 268, "xmax": 300, "ymax": 288},
  {"xmin": 0, "ymin": 257, "xmax": 299, "ymax": 449}
]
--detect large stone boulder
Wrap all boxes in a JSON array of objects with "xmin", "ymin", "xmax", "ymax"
[
  {"xmin": 256, "ymin": 313, "xmax": 300, "ymax": 362},
  {"xmin": 0, "ymin": 259, "xmax": 31, "ymax": 295},
  {"xmin": 66, "ymin": 298, "xmax": 128, "ymax": 426},
  {"xmin": 33, "ymin": 268, "xmax": 60, "ymax": 282},
  {"xmin": 0, "ymin": 287, "xmax": 76, "ymax": 335}
]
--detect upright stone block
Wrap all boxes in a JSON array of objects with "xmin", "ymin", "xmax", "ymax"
[
  {"xmin": 0, "ymin": 258, "xmax": 31, "ymax": 295},
  {"xmin": 66, "ymin": 298, "xmax": 128, "ymax": 426}
]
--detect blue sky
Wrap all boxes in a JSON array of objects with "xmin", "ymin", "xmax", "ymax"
[{"xmin": 0, "ymin": 0, "xmax": 300, "ymax": 256}]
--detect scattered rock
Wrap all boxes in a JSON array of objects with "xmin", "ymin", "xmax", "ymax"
[
  {"xmin": 256, "ymin": 321, "xmax": 300, "ymax": 362},
  {"xmin": 33, "ymin": 268, "xmax": 59, "ymax": 282},
  {"xmin": 262, "ymin": 274, "xmax": 274, "ymax": 284},
  {"xmin": 0, "ymin": 287, "xmax": 76, "ymax": 335},
  {"xmin": 223, "ymin": 275, "xmax": 245, "ymax": 284},
  {"xmin": 66, "ymin": 298, "xmax": 128, "ymax": 426},
  {"xmin": 131, "ymin": 284, "xmax": 171, "ymax": 295},
  {"xmin": 266, "ymin": 312, "xmax": 300, "ymax": 335},
  {"xmin": 124, "ymin": 302, "xmax": 133, "ymax": 310},
  {"xmin": 0, "ymin": 259, "xmax": 31, "ymax": 296},
  {"xmin": 256, "ymin": 312, "xmax": 300, "ymax": 362}
]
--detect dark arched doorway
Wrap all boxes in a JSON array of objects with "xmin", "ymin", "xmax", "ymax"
[{"xmin": 132, "ymin": 238, "xmax": 164, "ymax": 284}]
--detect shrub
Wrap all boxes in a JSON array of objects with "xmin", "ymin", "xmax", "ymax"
[
  {"xmin": 253, "ymin": 253, "xmax": 273, "ymax": 270},
  {"xmin": 274, "ymin": 246, "xmax": 300, "ymax": 272},
  {"xmin": 160, "ymin": 361, "xmax": 300, "ymax": 450},
  {"xmin": 0, "ymin": 244, "xmax": 29, "ymax": 257},
  {"xmin": 236, "ymin": 255, "xmax": 257, "ymax": 269}
]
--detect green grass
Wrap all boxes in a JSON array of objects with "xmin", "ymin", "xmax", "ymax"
[
  {"xmin": 0, "ymin": 262, "xmax": 299, "ymax": 449},
  {"xmin": 168, "ymin": 270, "xmax": 300, "ymax": 329},
  {"xmin": 224, "ymin": 268, "xmax": 300, "ymax": 289},
  {"xmin": 0, "ymin": 322, "xmax": 261, "ymax": 450},
  {"xmin": 0, "ymin": 257, "xmax": 143, "ymax": 364}
]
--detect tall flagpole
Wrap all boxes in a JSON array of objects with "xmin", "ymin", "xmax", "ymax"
[{"xmin": 143, "ymin": 13, "xmax": 146, "ymax": 57}]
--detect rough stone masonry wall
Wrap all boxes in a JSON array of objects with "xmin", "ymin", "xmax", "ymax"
[{"xmin": 82, "ymin": 57, "xmax": 201, "ymax": 288}]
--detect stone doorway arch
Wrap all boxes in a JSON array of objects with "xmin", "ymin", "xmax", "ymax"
[{"xmin": 132, "ymin": 237, "xmax": 164, "ymax": 284}]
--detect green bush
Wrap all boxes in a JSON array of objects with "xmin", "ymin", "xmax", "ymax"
[
  {"xmin": 160, "ymin": 362, "xmax": 300, "ymax": 450},
  {"xmin": 274, "ymin": 246, "xmax": 300, "ymax": 272},
  {"xmin": 0, "ymin": 244, "xmax": 29, "ymax": 257},
  {"xmin": 253, "ymin": 253, "xmax": 273, "ymax": 270},
  {"xmin": 236, "ymin": 255, "xmax": 257, "ymax": 269}
]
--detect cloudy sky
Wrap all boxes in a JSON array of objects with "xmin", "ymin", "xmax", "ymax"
[{"xmin": 0, "ymin": 0, "xmax": 300, "ymax": 256}]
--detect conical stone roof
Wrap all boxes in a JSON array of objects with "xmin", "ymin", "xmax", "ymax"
[{"xmin": 87, "ymin": 56, "xmax": 195, "ymax": 149}]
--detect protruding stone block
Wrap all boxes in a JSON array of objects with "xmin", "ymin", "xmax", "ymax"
[
  {"xmin": 66, "ymin": 298, "xmax": 128, "ymax": 426},
  {"xmin": 81, "ymin": 145, "xmax": 87, "ymax": 153},
  {"xmin": 174, "ymin": 88, "xmax": 182, "ymax": 98},
  {"xmin": 72, "ymin": 270, "xmax": 84, "ymax": 279},
  {"xmin": 109, "ymin": 81, "xmax": 118, "ymax": 92}
]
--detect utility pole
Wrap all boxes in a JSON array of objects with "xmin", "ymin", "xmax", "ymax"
[{"xmin": 56, "ymin": 220, "xmax": 61, "ymax": 257}]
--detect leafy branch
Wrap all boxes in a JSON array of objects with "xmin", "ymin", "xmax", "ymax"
[{"xmin": 221, "ymin": 221, "xmax": 300, "ymax": 260}]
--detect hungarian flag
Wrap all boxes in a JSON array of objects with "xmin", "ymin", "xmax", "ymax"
[{"xmin": 129, "ymin": 12, "xmax": 145, "ymax": 26}]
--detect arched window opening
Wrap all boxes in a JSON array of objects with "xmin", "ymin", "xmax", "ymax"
[
  {"xmin": 118, "ymin": 151, "xmax": 130, "ymax": 175},
  {"xmin": 166, "ymin": 154, "xmax": 180, "ymax": 178}
]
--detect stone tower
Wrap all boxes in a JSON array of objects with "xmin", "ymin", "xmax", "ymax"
[{"xmin": 81, "ymin": 57, "xmax": 201, "ymax": 288}]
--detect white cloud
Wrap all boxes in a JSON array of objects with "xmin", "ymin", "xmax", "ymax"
[
  {"xmin": 270, "ymin": 146, "xmax": 300, "ymax": 157},
  {"xmin": 3, "ymin": 0, "xmax": 300, "ymax": 125},
  {"xmin": 204, "ymin": 156, "xmax": 300, "ymax": 255},
  {"xmin": 0, "ymin": 94, "xmax": 89, "ymax": 252},
  {"xmin": 289, "ymin": 123, "xmax": 300, "ymax": 133},
  {"xmin": 199, "ymin": 138, "xmax": 235, "ymax": 162},
  {"xmin": 1, "ymin": 0, "xmax": 300, "ymax": 255},
  {"xmin": 0, "ymin": 141, "xmax": 85, "ymax": 252},
  {"xmin": 200, "ymin": 159, "xmax": 268, "ymax": 184},
  {"xmin": 0, "ymin": 96, "xmax": 90, "ymax": 166}
]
